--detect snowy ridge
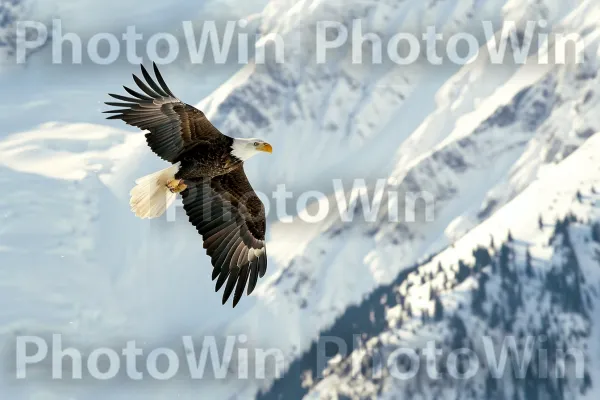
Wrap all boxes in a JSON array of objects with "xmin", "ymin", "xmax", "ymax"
[
  {"xmin": 271, "ymin": 130, "xmax": 600, "ymax": 399},
  {"xmin": 195, "ymin": 0, "xmax": 515, "ymax": 193}
]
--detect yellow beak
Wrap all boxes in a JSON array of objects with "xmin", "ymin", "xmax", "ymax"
[{"xmin": 258, "ymin": 142, "xmax": 273, "ymax": 153}]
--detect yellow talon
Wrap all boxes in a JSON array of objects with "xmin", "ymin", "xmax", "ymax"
[{"xmin": 167, "ymin": 179, "xmax": 187, "ymax": 193}]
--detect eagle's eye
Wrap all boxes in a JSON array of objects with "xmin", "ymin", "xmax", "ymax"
[{"xmin": 253, "ymin": 142, "xmax": 259, "ymax": 146}]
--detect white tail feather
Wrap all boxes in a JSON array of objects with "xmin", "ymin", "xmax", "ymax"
[{"xmin": 130, "ymin": 162, "xmax": 180, "ymax": 219}]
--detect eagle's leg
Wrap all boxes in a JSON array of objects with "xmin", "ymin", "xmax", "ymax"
[{"xmin": 166, "ymin": 179, "xmax": 187, "ymax": 193}]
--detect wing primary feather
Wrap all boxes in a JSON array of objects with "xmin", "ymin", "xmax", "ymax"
[
  {"xmin": 108, "ymin": 93, "xmax": 140, "ymax": 103},
  {"xmin": 206, "ymin": 230, "xmax": 237, "ymax": 256},
  {"xmin": 102, "ymin": 109, "xmax": 129, "ymax": 114},
  {"xmin": 153, "ymin": 62, "xmax": 177, "ymax": 97},
  {"xmin": 232, "ymin": 266, "xmax": 250, "ymax": 307},
  {"xmin": 229, "ymin": 242, "xmax": 246, "ymax": 270},
  {"xmin": 258, "ymin": 251, "xmax": 267, "ymax": 277},
  {"xmin": 212, "ymin": 228, "xmax": 240, "ymax": 266},
  {"xmin": 215, "ymin": 268, "xmax": 230, "ymax": 292},
  {"xmin": 141, "ymin": 64, "xmax": 169, "ymax": 97},
  {"xmin": 202, "ymin": 221, "xmax": 236, "ymax": 246},
  {"xmin": 123, "ymin": 85, "xmax": 153, "ymax": 101},
  {"xmin": 132, "ymin": 74, "xmax": 160, "ymax": 98},
  {"xmin": 205, "ymin": 229, "xmax": 237, "ymax": 257},
  {"xmin": 104, "ymin": 101, "xmax": 137, "ymax": 108},
  {"xmin": 247, "ymin": 259, "xmax": 259, "ymax": 295},
  {"xmin": 222, "ymin": 267, "xmax": 240, "ymax": 305},
  {"xmin": 220, "ymin": 238, "xmax": 242, "ymax": 271}
]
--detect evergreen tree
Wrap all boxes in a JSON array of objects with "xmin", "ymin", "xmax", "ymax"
[
  {"xmin": 538, "ymin": 215, "xmax": 544, "ymax": 230},
  {"xmin": 525, "ymin": 249, "xmax": 534, "ymax": 278},
  {"xmin": 499, "ymin": 244, "xmax": 511, "ymax": 278},
  {"xmin": 576, "ymin": 190, "xmax": 583, "ymax": 203},
  {"xmin": 592, "ymin": 222, "xmax": 600, "ymax": 243},
  {"xmin": 507, "ymin": 230, "xmax": 514, "ymax": 242},
  {"xmin": 471, "ymin": 274, "xmax": 489, "ymax": 317},
  {"xmin": 473, "ymin": 246, "xmax": 492, "ymax": 272},
  {"xmin": 489, "ymin": 304, "xmax": 502, "ymax": 329},
  {"xmin": 433, "ymin": 295, "xmax": 444, "ymax": 321},
  {"xmin": 456, "ymin": 260, "xmax": 470, "ymax": 282},
  {"xmin": 550, "ymin": 217, "xmax": 567, "ymax": 245},
  {"xmin": 486, "ymin": 373, "xmax": 498, "ymax": 398}
]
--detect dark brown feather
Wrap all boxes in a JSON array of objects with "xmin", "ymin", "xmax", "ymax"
[
  {"xmin": 106, "ymin": 63, "xmax": 267, "ymax": 308},
  {"xmin": 103, "ymin": 62, "xmax": 228, "ymax": 162},
  {"xmin": 181, "ymin": 167, "xmax": 267, "ymax": 307}
]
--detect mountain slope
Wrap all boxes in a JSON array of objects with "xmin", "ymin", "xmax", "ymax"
[{"xmin": 274, "ymin": 129, "xmax": 600, "ymax": 400}]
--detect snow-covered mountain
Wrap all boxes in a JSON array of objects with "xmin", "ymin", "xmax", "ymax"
[
  {"xmin": 267, "ymin": 130, "xmax": 600, "ymax": 400},
  {"xmin": 1, "ymin": 0, "xmax": 599, "ymax": 399}
]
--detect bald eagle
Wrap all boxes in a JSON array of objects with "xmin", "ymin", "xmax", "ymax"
[{"xmin": 104, "ymin": 63, "xmax": 272, "ymax": 307}]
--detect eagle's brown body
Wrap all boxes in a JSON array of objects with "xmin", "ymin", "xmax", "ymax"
[{"xmin": 174, "ymin": 138, "xmax": 242, "ymax": 180}]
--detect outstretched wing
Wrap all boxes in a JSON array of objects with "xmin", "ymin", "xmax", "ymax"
[
  {"xmin": 104, "ymin": 63, "xmax": 226, "ymax": 162},
  {"xmin": 181, "ymin": 166, "xmax": 267, "ymax": 307}
]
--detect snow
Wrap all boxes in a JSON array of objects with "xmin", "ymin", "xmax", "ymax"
[
  {"xmin": 306, "ymin": 132, "xmax": 600, "ymax": 399},
  {"xmin": 1, "ymin": 0, "xmax": 600, "ymax": 398}
]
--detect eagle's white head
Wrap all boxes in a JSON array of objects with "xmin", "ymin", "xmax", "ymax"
[{"xmin": 231, "ymin": 138, "xmax": 273, "ymax": 161}]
